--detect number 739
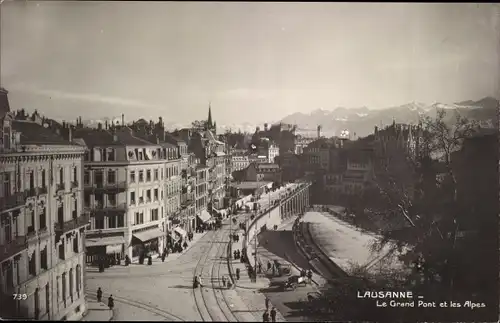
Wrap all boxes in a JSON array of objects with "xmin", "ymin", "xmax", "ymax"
[{"xmin": 13, "ymin": 294, "xmax": 27, "ymax": 300}]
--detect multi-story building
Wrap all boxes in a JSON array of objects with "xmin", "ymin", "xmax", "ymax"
[
  {"xmin": 0, "ymin": 94, "xmax": 88, "ymax": 320},
  {"xmin": 75, "ymin": 125, "xmax": 170, "ymax": 262},
  {"xmin": 194, "ymin": 165, "xmax": 211, "ymax": 227},
  {"xmin": 276, "ymin": 151, "xmax": 304, "ymax": 182},
  {"xmin": 236, "ymin": 163, "xmax": 282, "ymax": 184},
  {"xmin": 248, "ymin": 154, "xmax": 268, "ymax": 165},
  {"xmin": 258, "ymin": 142, "xmax": 279, "ymax": 164},
  {"xmin": 231, "ymin": 154, "xmax": 250, "ymax": 173},
  {"xmin": 179, "ymin": 154, "xmax": 197, "ymax": 233}
]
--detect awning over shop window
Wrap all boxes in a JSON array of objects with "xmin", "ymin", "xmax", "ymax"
[
  {"xmin": 106, "ymin": 244, "xmax": 123, "ymax": 254},
  {"xmin": 197, "ymin": 210, "xmax": 211, "ymax": 223},
  {"xmin": 174, "ymin": 227, "xmax": 187, "ymax": 238},
  {"xmin": 86, "ymin": 236, "xmax": 125, "ymax": 248},
  {"xmin": 133, "ymin": 228, "xmax": 164, "ymax": 242}
]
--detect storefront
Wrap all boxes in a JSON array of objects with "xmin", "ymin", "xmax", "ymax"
[
  {"xmin": 197, "ymin": 210, "xmax": 212, "ymax": 229},
  {"xmin": 131, "ymin": 225, "xmax": 164, "ymax": 259},
  {"xmin": 173, "ymin": 226, "xmax": 187, "ymax": 241},
  {"xmin": 85, "ymin": 235, "xmax": 125, "ymax": 265}
]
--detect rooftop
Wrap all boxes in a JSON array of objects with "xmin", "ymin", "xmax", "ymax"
[
  {"xmin": 12, "ymin": 120, "xmax": 72, "ymax": 145},
  {"xmin": 256, "ymin": 163, "xmax": 280, "ymax": 169},
  {"xmin": 74, "ymin": 127, "xmax": 157, "ymax": 147},
  {"xmin": 230, "ymin": 181, "xmax": 272, "ymax": 190}
]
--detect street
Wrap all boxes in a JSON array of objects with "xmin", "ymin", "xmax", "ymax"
[{"xmin": 255, "ymin": 219, "xmax": 326, "ymax": 322}]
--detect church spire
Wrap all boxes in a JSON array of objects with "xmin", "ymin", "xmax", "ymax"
[{"xmin": 207, "ymin": 102, "xmax": 213, "ymax": 128}]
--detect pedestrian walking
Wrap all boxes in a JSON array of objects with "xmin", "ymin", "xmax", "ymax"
[
  {"xmin": 96, "ymin": 287, "xmax": 102, "ymax": 302},
  {"xmin": 258, "ymin": 262, "xmax": 262, "ymax": 274},
  {"xmin": 267, "ymin": 261, "xmax": 271, "ymax": 272},
  {"xmin": 198, "ymin": 275, "xmax": 203, "ymax": 288},
  {"xmin": 263, "ymin": 310, "xmax": 270, "ymax": 322},
  {"xmin": 222, "ymin": 275, "xmax": 227, "ymax": 288},
  {"xmin": 236, "ymin": 268, "xmax": 240, "ymax": 280},
  {"xmin": 183, "ymin": 241, "xmax": 188, "ymax": 249},
  {"xmin": 270, "ymin": 307, "xmax": 277, "ymax": 322},
  {"xmin": 265, "ymin": 296, "xmax": 270, "ymax": 310},
  {"xmin": 307, "ymin": 269, "xmax": 313, "ymax": 283},
  {"xmin": 108, "ymin": 295, "xmax": 114, "ymax": 310}
]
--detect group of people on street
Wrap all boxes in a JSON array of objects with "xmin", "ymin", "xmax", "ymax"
[
  {"xmin": 232, "ymin": 232, "xmax": 240, "ymax": 243},
  {"xmin": 96, "ymin": 287, "xmax": 114, "ymax": 311},
  {"xmin": 263, "ymin": 297, "xmax": 277, "ymax": 322}
]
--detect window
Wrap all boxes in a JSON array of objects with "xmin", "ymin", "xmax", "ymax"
[
  {"xmin": 45, "ymin": 284, "xmax": 50, "ymax": 316},
  {"xmin": 76, "ymin": 265, "xmax": 81, "ymax": 297},
  {"xmin": 41, "ymin": 246, "xmax": 48, "ymax": 270},
  {"xmin": 108, "ymin": 215, "xmax": 117, "ymax": 228},
  {"xmin": 73, "ymin": 235, "xmax": 79, "ymax": 253},
  {"xmin": 108, "ymin": 194, "xmax": 116, "ymax": 206},
  {"xmin": 59, "ymin": 241, "xmax": 65, "ymax": 260},
  {"xmin": 154, "ymin": 169, "xmax": 159, "ymax": 181},
  {"xmin": 29, "ymin": 251, "xmax": 36, "ymax": 276},
  {"xmin": 134, "ymin": 212, "xmax": 144, "ymax": 225},
  {"xmin": 69, "ymin": 268, "xmax": 74, "ymax": 303},
  {"xmin": 27, "ymin": 209, "xmax": 35, "ymax": 234},
  {"xmin": 139, "ymin": 171, "xmax": 144, "ymax": 182},
  {"xmin": 146, "ymin": 190, "xmax": 151, "ymax": 202},
  {"xmin": 41, "ymin": 170, "xmax": 46, "ymax": 188},
  {"xmin": 62, "ymin": 273, "xmax": 67, "ymax": 307},
  {"xmin": 72, "ymin": 200, "xmax": 77, "ymax": 220},
  {"xmin": 34, "ymin": 288, "xmax": 40, "ymax": 319},
  {"xmin": 84, "ymin": 171, "xmax": 90, "ymax": 185},
  {"xmin": 3, "ymin": 127, "xmax": 11, "ymax": 149},
  {"xmin": 130, "ymin": 171, "xmax": 136, "ymax": 183},
  {"xmin": 95, "ymin": 217, "xmax": 104, "ymax": 229},
  {"xmin": 107, "ymin": 149, "xmax": 115, "ymax": 161},
  {"xmin": 73, "ymin": 167, "xmax": 77, "ymax": 182},
  {"xmin": 56, "ymin": 276, "xmax": 60, "ymax": 306},
  {"xmin": 58, "ymin": 204, "xmax": 64, "ymax": 225},
  {"xmin": 130, "ymin": 191, "xmax": 135, "ymax": 204},
  {"xmin": 39, "ymin": 208, "xmax": 47, "ymax": 230},
  {"xmin": 151, "ymin": 208, "xmax": 159, "ymax": 221},
  {"xmin": 146, "ymin": 170, "xmax": 151, "ymax": 182},
  {"xmin": 117, "ymin": 215, "xmax": 124, "ymax": 227},
  {"xmin": 154, "ymin": 189, "xmax": 159, "ymax": 201},
  {"xmin": 29, "ymin": 171, "xmax": 34, "ymax": 190},
  {"xmin": 161, "ymin": 168, "xmax": 164, "ymax": 179},
  {"xmin": 84, "ymin": 193, "xmax": 90, "ymax": 207},
  {"xmin": 59, "ymin": 168, "xmax": 64, "ymax": 185},
  {"xmin": 107, "ymin": 170, "xmax": 116, "ymax": 184}
]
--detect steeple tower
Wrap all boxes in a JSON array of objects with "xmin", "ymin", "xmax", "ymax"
[{"xmin": 207, "ymin": 102, "xmax": 213, "ymax": 129}]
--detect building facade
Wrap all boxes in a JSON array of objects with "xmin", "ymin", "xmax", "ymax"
[
  {"xmin": 76, "ymin": 126, "xmax": 170, "ymax": 263},
  {"xmin": 0, "ymin": 101, "xmax": 87, "ymax": 320}
]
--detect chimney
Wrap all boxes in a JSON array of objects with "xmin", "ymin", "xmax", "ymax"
[
  {"xmin": 317, "ymin": 125, "xmax": 322, "ymax": 138},
  {"xmin": 62, "ymin": 121, "xmax": 66, "ymax": 128},
  {"xmin": 264, "ymin": 123, "xmax": 268, "ymax": 131},
  {"xmin": 156, "ymin": 135, "xmax": 160, "ymax": 144},
  {"xmin": 105, "ymin": 120, "xmax": 108, "ymax": 129},
  {"xmin": 121, "ymin": 114, "xmax": 125, "ymax": 126},
  {"xmin": 97, "ymin": 122, "xmax": 102, "ymax": 130},
  {"xmin": 68, "ymin": 126, "xmax": 73, "ymax": 143}
]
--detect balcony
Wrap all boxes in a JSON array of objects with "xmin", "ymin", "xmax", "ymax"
[
  {"xmin": 56, "ymin": 183, "xmax": 65, "ymax": 193},
  {"xmin": 0, "ymin": 235, "xmax": 27, "ymax": 263},
  {"xmin": 70, "ymin": 181, "xmax": 79, "ymax": 191},
  {"xmin": 91, "ymin": 203, "xmax": 127, "ymax": 216},
  {"xmin": 54, "ymin": 213, "xmax": 90, "ymax": 234},
  {"xmin": 85, "ymin": 181, "xmax": 127, "ymax": 193},
  {"xmin": 0, "ymin": 192, "xmax": 26, "ymax": 211}
]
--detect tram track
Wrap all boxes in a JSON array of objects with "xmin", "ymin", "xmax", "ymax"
[
  {"xmin": 86, "ymin": 290, "xmax": 185, "ymax": 321},
  {"xmin": 192, "ymin": 222, "xmax": 238, "ymax": 322}
]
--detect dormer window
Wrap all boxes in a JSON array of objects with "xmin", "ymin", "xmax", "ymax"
[{"xmin": 3, "ymin": 126, "xmax": 11, "ymax": 149}]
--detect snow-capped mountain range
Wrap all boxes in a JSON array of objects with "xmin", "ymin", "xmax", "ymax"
[{"xmin": 280, "ymin": 97, "xmax": 498, "ymax": 138}]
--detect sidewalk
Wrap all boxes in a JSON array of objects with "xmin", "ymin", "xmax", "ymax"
[
  {"xmin": 81, "ymin": 300, "xmax": 113, "ymax": 321},
  {"xmin": 85, "ymin": 231, "xmax": 207, "ymax": 277}
]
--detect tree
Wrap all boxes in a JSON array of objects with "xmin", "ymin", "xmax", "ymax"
[{"xmin": 367, "ymin": 109, "xmax": 480, "ymax": 294}]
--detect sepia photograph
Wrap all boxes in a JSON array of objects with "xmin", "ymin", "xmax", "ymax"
[{"xmin": 0, "ymin": 1, "xmax": 499, "ymax": 322}]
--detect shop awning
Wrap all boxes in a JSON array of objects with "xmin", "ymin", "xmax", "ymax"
[
  {"xmin": 133, "ymin": 228, "xmax": 164, "ymax": 242},
  {"xmin": 197, "ymin": 210, "xmax": 211, "ymax": 223},
  {"xmin": 106, "ymin": 244, "xmax": 122, "ymax": 254},
  {"xmin": 174, "ymin": 227, "xmax": 187, "ymax": 237},
  {"xmin": 86, "ymin": 236, "xmax": 125, "ymax": 247}
]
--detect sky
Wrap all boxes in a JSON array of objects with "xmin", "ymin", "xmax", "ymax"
[{"xmin": 1, "ymin": 2, "xmax": 499, "ymax": 125}]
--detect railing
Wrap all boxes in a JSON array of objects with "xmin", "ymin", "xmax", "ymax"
[
  {"xmin": 85, "ymin": 181, "xmax": 127, "ymax": 192},
  {"xmin": 54, "ymin": 213, "xmax": 90, "ymax": 233},
  {"xmin": 90, "ymin": 203, "xmax": 127, "ymax": 215},
  {"xmin": 0, "ymin": 235, "xmax": 27, "ymax": 263},
  {"xmin": 0, "ymin": 192, "xmax": 25, "ymax": 211},
  {"xmin": 70, "ymin": 181, "xmax": 79, "ymax": 189},
  {"xmin": 56, "ymin": 183, "xmax": 65, "ymax": 192}
]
